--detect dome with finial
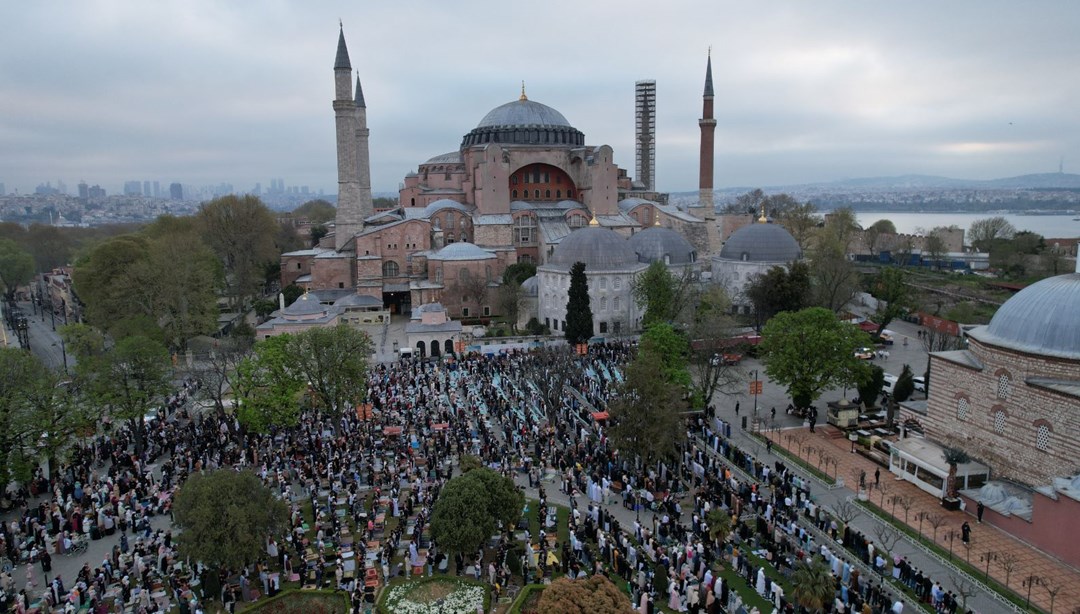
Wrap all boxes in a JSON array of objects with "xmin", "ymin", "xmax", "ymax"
[
  {"xmin": 717, "ymin": 220, "xmax": 801, "ymax": 263},
  {"xmin": 462, "ymin": 87, "xmax": 584, "ymax": 148},
  {"xmin": 967, "ymin": 273, "xmax": 1080, "ymax": 359}
]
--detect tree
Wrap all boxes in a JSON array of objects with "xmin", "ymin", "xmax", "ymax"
[
  {"xmin": 291, "ymin": 199, "xmax": 336, "ymax": 224},
  {"xmin": 22, "ymin": 360, "xmax": 95, "ymax": 478},
  {"xmin": 819, "ymin": 207, "xmax": 861, "ymax": 254},
  {"xmin": 191, "ymin": 336, "xmax": 253, "ymax": 415},
  {"xmin": 968, "ymin": 216, "xmax": 1016, "ymax": 252},
  {"xmin": 286, "ymin": 325, "xmax": 373, "ymax": 416},
  {"xmin": 744, "ymin": 261, "xmax": 811, "ymax": 329},
  {"xmin": 196, "ymin": 195, "xmax": 279, "ymax": 310},
  {"xmin": 282, "ymin": 284, "xmax": 304, "ymax": 307},
  {"xmin": 790, "ymin": 556, "xmax": 835, "ymax": 612},
  {"xmin": 431, "ymin": 468, "xmax": 523, "ymax": 556},
  {"xmin": 723, "ymin": 188, "xmax": 766, "ymax": 215},
  {"xmin": 0, "ymin": 239, "xmax": 35, "ymax": 300},
  {"xmin": 537, "ymin": 575, "xmax": 634, "ymax": 614},
  {"xmin": 456, "ymin": 271, "xmax": 492, "ymax": 316},
  {"xmin": 893, "ymin": 364, "xmax": 915, "ymax": 403},
  {"xmin": 810, "ymin": 239, "xmax": 860, "ymax": 313},
  {"xmin": 233, "ymin": 335, "xmax": 305, "ymax": 433},
  {"xmin": 687, "ymin": 287, "xmax": 742, "ymax": 406},
  {"xmin": 774, "ymin": 200, "xmax": 822, "ymax": 252},
  {"xmin": 760, "ymin": 307, "xmax": 871, "ymax": 409},
  {"xmin": 863, "ymin": 219, "xmax": 896, "ymax": 258},
  {"xmin": 502, "ymin": 261, "xmax": 537, "ymax": 286},
  {"xmin": 564, "ymin": 262, "xmax": 593, "ymax": 344},
  {"xmin": 943, "ymin": 446, "xmax": 971, "ymax": 499},
  {"xmin": 870, "ymin": 267, "xmax": 911, "ymax": 337},
  {"xmin": 639, "ymin": 323, "xmax": 692, "ymax": 392},
  {"xmin": 706, "ymin": 508, "xmax": 733, "ymax": 547},
  {"xmin": 0, "ymin": 349, "xmax": 55, "ymax": 485},
  {"xmin": 24, "ymin": 224, "xmax": 72, "ymax": 274},
  {"xmin": 133, "ymin": 229, "xmax": 222, "ymax": 349},
  {"xmin": 83, "ymin": 335, "xmax": 172, "ymax": 457},
  {"xmin": 72, "ymin": 235, "xmax": 150, "ymax": 331},
  {"xmin": 173, "ymin": 469, "xmax": 288, "ymax": 570},
  {"xmin": 496, "ymin": 282, "xmax": 525, "ymax": 331},
  {"xmin": 607, "ymin": 349, "xmax": 685, "ymax": 465},
  {"xmin": 924, "ymin": 229, "xmax": 949, "ymax": 270},
  {"xmin": 856, "ymin": 364, "xmax": 885, "ymax": 408},
  {"xmin": 631, "ymin": 261, "xmax": 695, "ymax": 327}
]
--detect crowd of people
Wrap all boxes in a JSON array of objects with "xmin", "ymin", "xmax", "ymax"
[{"xmin": 0, "ymin": 341, "xmax": 977, "ymax": 614}]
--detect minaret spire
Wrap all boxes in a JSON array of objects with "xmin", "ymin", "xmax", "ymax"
[
  {"xmin": 355, "ymin": 72, "xmax": 366, "ymax": 108},
  {"xmin": 698, "ymin": 48, "xmax": 720, "ymax": 256},
  {"xmin": 704, "ymin": 47, "xmax": 714, "ymax": 97},
  {"xmin": 335, "ymin": 24, "xmax": 351, "ymax": 71},
  {"xmin": 332, "ymin": 26, "xmax": 371, "ymax": 251}
]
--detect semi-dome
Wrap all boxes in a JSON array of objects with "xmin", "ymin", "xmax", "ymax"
[
  {"xmin": 423, "ymin": 199, "xmax": 470, "ymax": 218},
  {"xmin": 628, "ymin": 227, "xmax": 697, "ymax": 265},
  {"xmin": 428, "ymin": 242, "xmax": 496, "ymax": 261},
  {"xmin": 476, "ymin": 99, "xmax": 571, "ymax": 129},
  {"xmin": 521, "ymin": 275, "xmax": 539, "ymax": 297},
  {"xmin": 422, "ymin": 151, "xmax": 463, "ymax": 166},
  {"xmin": 462, "ymin": 95, "xmax": 585, "ymax": 148},
  {"xmin": 717, "ymin": 222, "xmax": 802, "ymax": 263},
  {"xmin": 967, "ymin": 273, "xmax": 1080, "ymax": 359},
  {"xmin": 547, "ymin": 227, "xmax": 640, "ymax": 271}
]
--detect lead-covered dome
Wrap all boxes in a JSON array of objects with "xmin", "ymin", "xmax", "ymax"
[
  {"xmin": 628, "ymin": 227, "xmax": 697, "ymax": 265},
  {"xmin": 547, "ymin": 227, "xmax": 639, "ymax": 271},
  {"xmin": 462, "ymin": 96, "xmax": 585, "ymax": 148},
  {"xmin": 967, "ymin": 273, "xmax": 1080, "ymax": 359},
  {"xmin": 717, "ymin": 222, "xmax": 802, "ymax": 263}
]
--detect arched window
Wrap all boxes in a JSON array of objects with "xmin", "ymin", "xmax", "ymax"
[
  {"xmin": 955, "ymin": 397, "xmax": 970, "ymax": 421},
  {"xmin": 556, "ymin": 190, "xmax": 562, "ymax": 199},
  {"xmin": 435, "ymin": 268, "xmax": 443, "ymax": 283},
  {"xmin": 613, "ymin": 278, "xmax": 622, "ymax": 290},
  {"xmin": 545, "ymin": 189, "xmax": 551, "ymax": 199},
  {"xmin": 515, "ymin": 215, "xmax": 536, "ymax": 245},
  {"xmin": 993, "ymin": 410, "xmax": 1007, "ymax": 435},
  {"xmin": 613, "ymin": 297, "xmax": 620, "ymax": 311},
  {"xmin": 512, "ymin": 189, "xmax": 518, "ymax": 199},
  {"xmin": 445, "ymin": 339, "xmax": 454, "ymax": 354},
  {"xmin": 996, "ymin": 372, "xmax": 1011, "ymax": 399},
  {"xmin": 567, "ymin": 189, "xmax": 574, "ymax": 198},
  {"xmin": 600, "ymin": 296, "xmax": 608, "ymax": 311},
  {"xmin": 1036, "ymin": 423, "xmax": 1051, "ymax": 451},
  {"xmin": 599, "ymin": 277, "xmax": 607, "ymax": 290},
  {"xmin": 459, "ymin": 268, "xmax": 470, "ymax": 282},
  {"xmin": 382, "ymin": 261, "xmax": 399, "ymax": 277},
  {"xmin": 534, "ymin": 189, "xmax": 540, "ymax": 199}
]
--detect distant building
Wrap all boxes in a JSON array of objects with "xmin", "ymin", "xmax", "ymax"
[
  {"xmin": 169, "ymin": 183, "xmax": 183, "ymax": 200},
  {"xmin": 124, "ymin": 181, "xmax": 142, "ymax": 196},
  {"xmin": 143, "ymin": 181, "xmax": 151, "ymax": 197}
]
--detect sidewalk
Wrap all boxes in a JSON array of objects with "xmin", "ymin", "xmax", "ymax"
[{"xmin": 762, "ymin": 425, "xmax": 1080, "ymax": 613}]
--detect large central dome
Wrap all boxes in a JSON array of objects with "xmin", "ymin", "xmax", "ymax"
[
  {"xmin": 967, "ymin": 272, "xmax": 1080, "ymax": 359},
  {"xmin": 462, "ymin": 95, "xmax": 585, "ymax": 148},
  {"xmin": 476, "ymin": 99, "xmax": 572, "ymax": 129}
]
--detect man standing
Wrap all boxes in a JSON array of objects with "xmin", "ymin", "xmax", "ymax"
[
  {"xmin": 976, "ymin": 501, "xmax": 985, "ymax": 523},
  {"xmin": 961, "ymin": 521, "xmax": 971, "ymax": 544}
]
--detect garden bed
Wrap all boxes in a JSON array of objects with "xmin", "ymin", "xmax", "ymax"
[
  {"xmin": 242, "ymin": 589, "xmax": 349, "ymax": 614},
  {"xmin": 377, "ymin": 576, "xmax": 490, "ymax": 614}
]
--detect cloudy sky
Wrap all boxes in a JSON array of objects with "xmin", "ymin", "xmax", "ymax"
[{"xmin": 3, "ymin": 1, "xmax": 1078, "ymax": 196}]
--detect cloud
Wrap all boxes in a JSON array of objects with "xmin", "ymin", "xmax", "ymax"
[{"xmin": 1, "ymin": 0, "xmax": 1078, "ymax": 195}]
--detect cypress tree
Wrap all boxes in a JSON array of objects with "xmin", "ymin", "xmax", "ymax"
[{"xmin": 564, "ymin": 262, "xmax": 593, "ymax": 345}]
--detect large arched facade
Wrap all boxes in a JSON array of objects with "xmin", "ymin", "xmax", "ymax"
[{"xmin": 509, "ymin": 163, "xmax": 577, "ymax": 202}]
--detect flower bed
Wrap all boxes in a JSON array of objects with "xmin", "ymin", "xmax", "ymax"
[
  {"xmin": 378, "ymin": 577, "xmax": 489, "ymax": 614},
  {"xmin": 507, "ymin": 584, "xmax": 545, "ymax": 614}
]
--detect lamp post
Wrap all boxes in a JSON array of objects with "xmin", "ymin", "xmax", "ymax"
[
  {"xmin": 52, "ymin": 340, "xmax": 68, "ymax": 374},
  {"xmin": 750, "ymin": 369, "xmax": 760, "ymax": 431},
  {"xmin": 1022, "ymin": 574, "xmax": 1041, "ymax": 612},
  {"xmin": 945, "ymin": 529, "xmax": 958, "ymax": 562}
]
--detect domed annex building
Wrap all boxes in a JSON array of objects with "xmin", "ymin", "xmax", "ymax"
[
  {"xmin": 711, "ymin": 211, "xmax": 803, "ymax": 313},
  {"xmin": 918, "ymin": 267, "xmax": 1080, "ymax": 566},
  {"xmin": 282, "ymin": 27, "xmax": 720, "ymax": 323}
]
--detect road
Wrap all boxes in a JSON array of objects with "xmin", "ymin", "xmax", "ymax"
[{"xmin": 18, "ymin": 301, "xmax": 75, "ymax": 373}]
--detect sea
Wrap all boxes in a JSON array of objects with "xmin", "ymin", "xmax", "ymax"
[{"xmin": 853, "ymin": 212, "xmax": 1080, "ymax": 241}]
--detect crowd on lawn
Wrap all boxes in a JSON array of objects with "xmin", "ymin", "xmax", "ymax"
[{"xmin": 0, "ymin": 342, "xmax": 974, "ymax": 614}]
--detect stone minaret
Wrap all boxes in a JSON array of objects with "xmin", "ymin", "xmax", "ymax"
[
  {"xmin": 333, "ymin": 26, "xmax": 371, "ymax": 250},
  {"xmin": 698, "ymin": 51, "xmax": 721, "ymax": 256},
  {"xmin": 698, "ymin": 50, "xmax": 716, "ymax": 213}
]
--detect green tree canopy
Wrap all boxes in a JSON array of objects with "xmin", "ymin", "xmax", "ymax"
[
  {"xmin": 791, "ymin": 556, "xmax": 835, "ymax": 612},
  {"xmin": 870, "ymin": 267, "xmax": 911, "ymax": 336},
  {"xmin": 0, "ymin": 349, "xmax": 68, "ymax": 485},
  {"xmin": 631, "ymin": 261, "xmax": 694, "ymax": 327},
  {"xmin": 430, "ymin": 468, "xmax": 524, "ymax": 556},
  {"xmin": 537, "ymin": 575, "xmax": 634, "ymax": 613},
  {"xmin": 234, "ymin": 335, "xmax": 306, "ymax": 433},
  {"xmin": 502, "ymin": 261, "xmax": 537, "ymax": 286},
  {"xmin": 0, "ymin": 239, "xmax": 35, "ymax": 299},
  {"xmin": 745, "ymin": 261, "xmax": 811, "ymax": 328},
  {"xmin": 863, "ymin": 219, "xmax": 897, "ymax": 258},
  {"xmin": 173, "ymin": 469, "xmax": 289, "ymax": 570},
  {"xmin": 291, "ymin": 199, "xmax": 336, "ymax": 224},
  {"xmin": 686, "ymin": 286, "xmax": 742, "ymax": 406},
  {"xmin": 761, "ymin": 307, "xmax": 871, "ymax": 409},
  {"xmin": 196, "ymin": 195, "xmax": 279, "ymax": 310},
  {"xmin": 607, "ymin": 348, "xmax": 686, "ymax": 464},
  {"xmin": 639, "ymin": 322, "xmax": 692, "ymax": 392},
  {"xmin": 893, "ymin": 363, "xmax": 915, "ymax": 403},
  {"xmin": 286, "ymin": 325, "xmax": 373, "ymax": 415},
  {"xmin": 968, "ymin": 216, "xmax": 1016, "ymax": 252},
  {"xmin": 564, "ymin": 262, "xmax": 593, "ymax": 344},
  {"xmin": 856, "ymin": 364, "xmax": 885, "ymax": 407}
]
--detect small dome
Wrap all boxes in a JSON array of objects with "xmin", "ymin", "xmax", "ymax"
[
  {"xmin": 521, "ymin": 275, "xmax": 539, "ymax": 297},
  {"xmin": 629, "ymin": 227, "xmax": 696, "ymax": 265},
  {"xmin": 717, "ymin": 222, "xmax": 801, "ymax": 263},
  {"xmin": 423, "ymin": 199, "xmax": 470, "ymax": 218},
  {"xmin": 548, "ymin": 227, "xmax": 639, "ymax": 271},
  {"xmin": 282, "ymin": 292, "xmax": 326, "ymax": 317},
  {"xmin": 428, "ymin": 242, "xmax": 496, "ymax": 261},
  {"xmin": 476, "ymin": 99, "xmax": 571, "ymax": 129},
  {"xmin": 967, "ymin": 273, "xmax": 1080, "ymax": 359}
]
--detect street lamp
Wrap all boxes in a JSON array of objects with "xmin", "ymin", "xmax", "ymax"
[
  {"xmin": 52, "ymin": 340, "xmax": 68, "ymax": 374},
  {"xmin": 1022, "ymin": 574, "xmax": 1041, "ymax": 612}
]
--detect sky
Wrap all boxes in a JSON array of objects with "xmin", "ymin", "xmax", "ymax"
[{"xmin": 2, "ymin": 0, "xmax": 1079, "ymax": 196}]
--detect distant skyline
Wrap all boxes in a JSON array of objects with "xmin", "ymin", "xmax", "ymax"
[{"xmin": 3, "ymin": 1, "xmax": 1078, "ymax": 196}]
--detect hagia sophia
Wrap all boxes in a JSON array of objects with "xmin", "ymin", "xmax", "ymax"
[{"xmin": 273, "ymin": 26, "xmax": 797, "ymax": 334}]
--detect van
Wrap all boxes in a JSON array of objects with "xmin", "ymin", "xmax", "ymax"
[{"xmin": 882, "ymin": 373, "xmax": 899, "ymax": 397}]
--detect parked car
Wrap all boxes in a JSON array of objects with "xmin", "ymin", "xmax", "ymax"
[
  {"xmin": 854, "ymin": 347, "xmax": 875, "ymax": 360},
  {"xmin": 913, "ymin": 376, "xmax": 926, "ymax": 393},
  {"xmin": 882, "ymin": 373, "xmax": 899, "ymax": 397}
]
